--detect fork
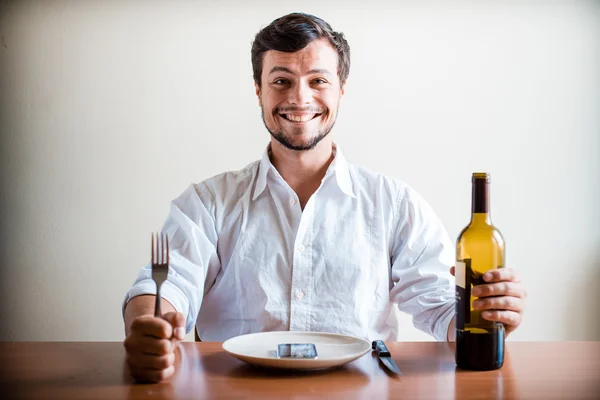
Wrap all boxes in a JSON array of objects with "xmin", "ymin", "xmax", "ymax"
[{"xmin": 151, "ymin": 232, "xmax": 169, "ymax": 317}]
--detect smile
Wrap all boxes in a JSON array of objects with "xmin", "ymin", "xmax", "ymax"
[{"xmin": 278, "ymin": 113, "xmax": 322, "ymax": 123}]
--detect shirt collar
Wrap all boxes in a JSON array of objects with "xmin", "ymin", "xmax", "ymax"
[
  {"xmin": 252, "ymin": 142, "xmax": 356, "ymax": 201},
  {"xmin": 252, "ymin": 145, "xmax": 274, "ymax": 201},
  {"xmin": 327, "ymin": 144, "xmax": 357, "ymax": 199}
]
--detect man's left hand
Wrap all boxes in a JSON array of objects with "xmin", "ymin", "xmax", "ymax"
[{"xmin": 450, "ymin": 266, "xmax": 527, "ymax": 337}]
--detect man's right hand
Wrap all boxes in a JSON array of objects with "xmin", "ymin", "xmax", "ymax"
[{"xmin": 123, "ymin": 311, "xmax": 186, "ymax": 383}]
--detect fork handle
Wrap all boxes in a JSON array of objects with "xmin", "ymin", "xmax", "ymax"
[{"xmin": 154, "ymin": 284, "xmax": 162, "ymax": 317}]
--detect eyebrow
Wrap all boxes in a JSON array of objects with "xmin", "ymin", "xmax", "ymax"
[{"xmin": 268, "ymin": 66, "xmax": 333, "ymax": 76}]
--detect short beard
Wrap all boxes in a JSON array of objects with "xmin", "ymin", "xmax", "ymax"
[{"xmin": 261, "ymin": 109, "xmax": 336, "ymax": 151}]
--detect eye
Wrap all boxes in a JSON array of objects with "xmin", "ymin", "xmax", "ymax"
[
  {"xmin": 313, "ymin": 78, "xmax": 328, "ymax": 85},
  {"xmin": 273, "ymin": 78, "xmax": 290, "ymax": 85}
]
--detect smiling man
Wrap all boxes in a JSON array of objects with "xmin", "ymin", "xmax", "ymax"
[
  {"xmin": 122, "ymin": 13, "xmax": 527, "ymax": 383},
  {"xmin": 258, "ymin": 40, "xmax": 341, "ymax": 152}
]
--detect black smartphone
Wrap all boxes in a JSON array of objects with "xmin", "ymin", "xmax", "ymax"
[{"xmin": 277, "ymin": 343, "xmax": 318, "ymax": 359}]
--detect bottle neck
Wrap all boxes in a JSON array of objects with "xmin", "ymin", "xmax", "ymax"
[{"xmin": 471, "ymin": 178, "xmax": 492, "ymax": 224}]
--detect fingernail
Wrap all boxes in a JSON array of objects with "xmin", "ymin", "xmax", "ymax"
[
  {"xmin": 472, "ymin": 300, "xmax": 482, "ymax": 309},
  {"xmin": 175, "ymin": 327, "xmax": 185, "ymax": 340},
  {"xmin": 483, "ymin": 272, "xmax": 493, "ymax": 282},
  {"xmin": 482, "ymin": 311, "xmax": 492, "ymax": 318},
  {"xmin": 472, "ymin": 287, "xmax": 481, "ymax": 296}
]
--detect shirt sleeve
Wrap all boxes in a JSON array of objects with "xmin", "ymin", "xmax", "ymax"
[
  {"xmin": 389, "ymin": 184, "xmax": 456, "ymax": 342},
  {"xmin": 122, "ymin": 182, "xmax": 221, "ymax": 334}
]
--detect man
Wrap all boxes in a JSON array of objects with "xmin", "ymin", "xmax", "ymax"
[{"xmin": 123, "ymin": 13, "xmax": 527, "ymax": 383}]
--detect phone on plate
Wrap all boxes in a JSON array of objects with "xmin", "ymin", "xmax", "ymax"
[{"xmin": 277, "ymin": 343, "xmax": 318, "ymax": 359}]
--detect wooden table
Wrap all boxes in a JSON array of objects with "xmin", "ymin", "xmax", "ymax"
[{"xmin": 0, "ymin": 341, "xmax": 598, "ymax": 399}]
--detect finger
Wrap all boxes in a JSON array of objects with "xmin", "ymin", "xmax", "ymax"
[
  {"xmin": 162, "ymin": 312, "xmax": 186, "ymax": 340},
  {"xmin": 126, "ymin": 351, "xmax": 175, "ymax": 370},
  {"xmin": 472, "ymin": 282, "xmax": 526, "ymax": 298},
  {"xmin": 130, "ymin": 315, "xmax": 173, "ymax": 339},
  {"xmin": 124, "ymin": 335, "xmax": 175, "ymax": 356},
  {"xmin": 481, "ymin": 310, "xmax": 521, "ymax": 327},
  {"xmin": 472, "ymin": 296, "xmax": 524, "ymax": 312},
  {"xmin": 483, "ymin": 268, "xmax": 520, "ymax": 283},
  {"xmin": 450, "ymin": 266, "xmax": 455, "ymax": 277},
  {"xmin": 130, "ymin": 365, "xmax": 175, "ymax": 383}
]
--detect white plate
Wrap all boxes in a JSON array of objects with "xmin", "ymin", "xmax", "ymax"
[{"xmin": 222, "ymin": 331, "xmax": 371, "ymax": 370}]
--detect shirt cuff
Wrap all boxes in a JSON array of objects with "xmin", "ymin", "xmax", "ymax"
[
  {"xmin": 122, "ymin": 279, "xmax": 192, "ymax": 333},
  {"xmin": 434, "ymin": 301, "xmax": 456, "ymax": 342}
]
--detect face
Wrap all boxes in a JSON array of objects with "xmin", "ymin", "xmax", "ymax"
[{"xmin": 255, "ymin": 39, "xmax": 345, "ymax": 151}]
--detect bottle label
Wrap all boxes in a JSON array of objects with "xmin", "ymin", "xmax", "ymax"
[
  {"xmin": 455, "ymin": 259, "xmax": 471, "ymax": 330},
  {"xmin": 456, "ymin": 260, "xmax": 467, "ymax": 289}
]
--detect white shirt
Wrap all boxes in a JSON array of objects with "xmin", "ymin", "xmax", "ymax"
[{"xmin": 124, "ymin": 145, "xmax": 456, "ymax": 342}]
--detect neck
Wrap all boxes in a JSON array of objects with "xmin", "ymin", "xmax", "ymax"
[
  {"xmin": 471, "ymin": 177, "xmax": 491, "ymax": 224},
  {"xmin": 269, "ymin": 138, "xmax": 335, "ymax": 207}
]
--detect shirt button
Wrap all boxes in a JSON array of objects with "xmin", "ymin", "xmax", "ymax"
[
  {"xmin": 297, "ymin": 244, "xmax": 305, "ymax": 252},
  {"xmin": 290, "ymin": 199, "xmax": 296, "ymax": 205},
  {"xmin": 296, "ymin": 290, "xmax": 304, "ymax": 299}
]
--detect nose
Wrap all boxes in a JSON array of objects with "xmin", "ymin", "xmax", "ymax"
[{"xmin": 289, "ymin": 80, "xmax": 312, "ymax": 106}]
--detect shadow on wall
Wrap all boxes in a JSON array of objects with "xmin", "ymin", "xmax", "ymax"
[
  {"xmin": 575, "ymin": 253, "xmax": 600, "ymax": 341},
  {"xmin": 0, "ymin": 139, "xmax": 11, "ymax": 341},
  {"xmin": 592, "ymin": 257, "xmax": 600, "ymax": 341}
]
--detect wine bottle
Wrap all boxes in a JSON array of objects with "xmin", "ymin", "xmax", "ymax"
[{"xmin": 455, "ymin": 172, "xmax": 505, "ymax": 370}]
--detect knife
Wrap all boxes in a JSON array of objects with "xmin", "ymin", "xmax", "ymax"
[{"xmin": 372, "ymin": 340, "xmax": 402, "ymax": 375}]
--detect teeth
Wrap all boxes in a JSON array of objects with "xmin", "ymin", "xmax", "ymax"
[{"xmin": 283, "ymin": 114, "xmax": 317, "ymax": 122}]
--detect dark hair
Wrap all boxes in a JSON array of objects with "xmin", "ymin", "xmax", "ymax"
[{"xmin": 251, "ymin": 13, "xmax": 350, "ymax": 88}]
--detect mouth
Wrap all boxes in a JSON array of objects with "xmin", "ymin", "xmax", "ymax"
[{"xmin": 278, "ymin": 113, "xmax": 323, "ymax": 123}]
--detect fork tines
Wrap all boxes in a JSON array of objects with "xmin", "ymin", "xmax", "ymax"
[{"xmin": 151, "ymin": 232, "xmax": 169, "ymax": 266}]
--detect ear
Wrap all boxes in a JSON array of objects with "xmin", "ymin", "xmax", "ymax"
[
  {"xmin": 340, "ymin": 80, "xmax": 347, "ymax": 96},
  {"xmin": 255, "ymin": 82, "xmax": 261, "ymax": 106}
]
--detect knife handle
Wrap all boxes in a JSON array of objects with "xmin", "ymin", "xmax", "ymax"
[{"xmin": 372, "ymin": 340, "xmax": 391, "ymax": 357}]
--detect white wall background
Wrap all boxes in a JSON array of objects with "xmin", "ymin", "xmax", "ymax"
[{"xmin": 0, "ymin": 0, "xmax": 598, "ymax": 342}]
